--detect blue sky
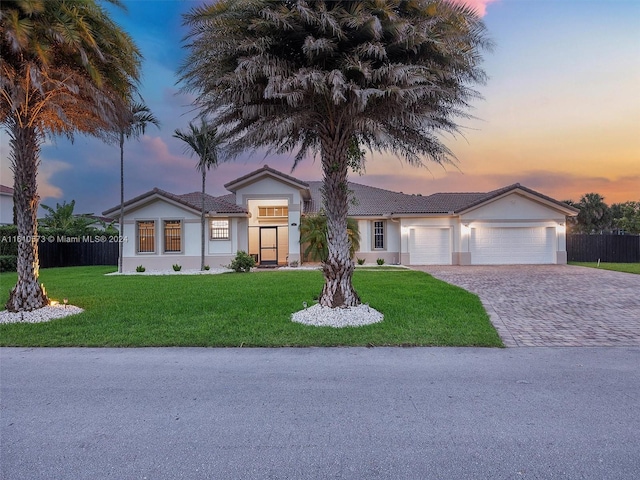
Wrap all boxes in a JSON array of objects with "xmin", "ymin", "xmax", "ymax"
[{"xmin": 1, "ymin": 0, "xmax": 638, "ymax": 216}]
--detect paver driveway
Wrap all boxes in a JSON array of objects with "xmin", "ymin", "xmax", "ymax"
[{"xmin": 413, "ymin": 265, "xmax": 640, "ymax": 347}]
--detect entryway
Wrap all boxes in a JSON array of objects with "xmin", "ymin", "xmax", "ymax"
[{"xmin": 259, "ymin": 227, "xmax": 278, "ymax": 266}]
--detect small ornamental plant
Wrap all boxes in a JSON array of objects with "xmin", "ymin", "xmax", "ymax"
[
  {"xmin": 204, "ymin": 265, "xmax": 210, "ymax": 271},
  {"xmin": 172, "ymin": 264, "xmax": 182, "ymax": 272},
  {"xmin": 228, "ymin": 250, "xmax": 256, "ymax": 272},
  {"xmin": 136, "ymin": 265, "xmax": 145, "ymax": 272},
  {"xmin": 357, "ymin": 258, "xmax": 366, "ymax": 265},
  {"xmin": 376, "ymin": 258, "xmax": 385, "ymax": 266}
]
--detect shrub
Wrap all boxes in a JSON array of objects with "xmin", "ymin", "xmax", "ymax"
[
  {"xmin": 136, "ymin": 265, "xmax": 146, "ymax": 272},
  {"xmin": 0, "ymin": 255, "xmax": 17, "ymax": 273},
  {"xmin": 204, "ymin": 265, "xmax": 210, "ymax": 271},
  {"xmin": 376, "ymin": 258, "xmax": 385, "ymax": 265},
  {"xmin": 357, "ymin": 258, "xmax": 365, "ymax": 265},
  {"xmin": 228, "ymin": 250, "xmax": 255, "ymax": 273},
  {"xmin": 172, "ymin": 264, "xmax": 182, "ymax": 271}
]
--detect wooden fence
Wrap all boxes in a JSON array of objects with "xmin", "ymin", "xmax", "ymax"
[{"xmin": 567, "ymin": 234, "xmax": 640, "ymax": 263}]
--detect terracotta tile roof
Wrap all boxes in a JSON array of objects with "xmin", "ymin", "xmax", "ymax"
[
  {"xmin": 105, "ymin": 169, "xmax": 577, "ymax": 218},
  {"xmin": 224, "ymin": 164, "xmax": 309, "ymax": 191},
  {"xmin": 178, "ymin": 192, "xmax": 246, "ymax": 214},
  {"xmin": 103, "ymin": 188, "xmax": 247, "ymax": 216},
  {"xmin": 305, "ymin": 181, "xmax": 440, "ymax": 216},
  {"xmin": 304, "ymin": 181, "xmax": 577, "ymax": 216}
]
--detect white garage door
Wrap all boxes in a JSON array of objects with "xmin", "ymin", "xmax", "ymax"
[
  {"xmin": 409, "ymin": 227, "xmax": 452, "ymax": 265},
  {"xmin": 470, "ymin": 227, "xmax": 555, "ymax": 265}
]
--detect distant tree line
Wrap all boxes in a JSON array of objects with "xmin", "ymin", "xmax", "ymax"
[{"xmin": 564, "ymin": 193, "xmax": 640, "ymax": 234}]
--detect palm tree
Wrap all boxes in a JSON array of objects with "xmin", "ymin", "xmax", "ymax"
[
  {"xmin": 40, "ymin": 200, "xmax": 94, "ymax": 232},
  {"xmin": 300, "ymin": 213, "xmax": 360, "ymax": 262},
  {"xmin": 117, "ymin": 103, "xmax": 159, "ymax": 273},
  {"xmin": 179, "ymin": 0, "xmax": 490, "ymax": 307},
  {"xmin": 173, "ymin": 120, "xmax": 223, "ymax": 270},
  {"xmin": 577, "ymin": 193, "xmax": 611, "ymax": 234},
  {"xmin": 1, "ymin": 0, "xmax": 141, "ymax": 311}
]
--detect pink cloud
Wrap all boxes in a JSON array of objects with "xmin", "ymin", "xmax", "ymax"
[{"xmin": 447, "ymin": 0, "xmax": 499, "ymax": 16}]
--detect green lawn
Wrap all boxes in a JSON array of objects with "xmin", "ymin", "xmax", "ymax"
[
  {"xmin": 569, "ymin": 262, "xmax": 640, "ymax": 275},
  {"xmin": 0, "ymin": 266, "xmax": 502, "ymax": 347}
]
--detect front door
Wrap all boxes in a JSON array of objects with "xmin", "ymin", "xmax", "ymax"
[{"xmin": 259, "ymin": 227, "xmax": 278, "ymax": 265}]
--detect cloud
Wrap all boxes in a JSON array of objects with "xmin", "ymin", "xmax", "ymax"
[
  {"xmin": 38, "ymin": 160, "xmax": 73, "ymax": 201},
  {"xmin": 447, "ymin": 0, "xmax": 499, "ymax": 16}
]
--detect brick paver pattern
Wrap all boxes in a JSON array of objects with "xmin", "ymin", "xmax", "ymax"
[{"xmin": 412, "ymin": 265, "xmax": 640, "ymax": 347}]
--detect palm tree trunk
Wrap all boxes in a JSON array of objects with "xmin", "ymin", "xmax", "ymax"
[
  {"xmin": 6, "ymin": 123, "xmax": 49, "ymax": 312},
  {"xmin": 319, "ymin": 134, "xmax": 360, "ymax": 308},
  {"xmin": 119, "ymin": 132, "xmax": 124, "ymax": 273},
  {"xmin": 201, "ymin": 169, "xmax": 206, "ymax": 271}
]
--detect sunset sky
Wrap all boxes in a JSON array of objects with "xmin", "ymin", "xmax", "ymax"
[{"xmin": 1, "ymin": 0, "xmax": 638, "ymax": 217}]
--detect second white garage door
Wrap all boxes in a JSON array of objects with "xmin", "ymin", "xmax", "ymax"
[
  {"xmin": 409, "ymin": 227, "xmax": 452, "ymax": 265},
  {"xmin": 470, "ymin": 226, "xmax": 555, "ymax": 265}
]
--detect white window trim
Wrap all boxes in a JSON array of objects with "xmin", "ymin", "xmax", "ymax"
[
  {"xmin": 373, "ymin": 220, "xmax": 386, "ymax": 250},
  {"xmin": 210, "ymin": 218, "xmax": 231, "ymax": 241}
]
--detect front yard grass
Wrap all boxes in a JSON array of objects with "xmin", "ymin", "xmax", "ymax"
[
  {"xmin": 569, "ymin": 262, "xmax": 640, "ymax": 275},
  {"xmin": 0, "ymin": 266, "xmax": 502, "ymax": 347}
]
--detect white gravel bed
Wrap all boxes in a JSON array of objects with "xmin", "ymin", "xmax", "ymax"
[
  {"xmin": 291, "ymin": 303, "xmax": 383, "ymax": 328},
  {"xmin": 106, "ymin": 268, "xmax": 232, "ymax": 276},
  {"xmin": 0, "ymin": 304, "xmax": 84, "ymax": 324}
]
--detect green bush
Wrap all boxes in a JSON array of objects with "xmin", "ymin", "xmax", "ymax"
[
  {"xmin": 172, "ymin": 264, "xmax": 182, "ymax": 271},
  {"xmin": 357, "ymin": 258, "xmax": 365, "ymax": 265},
  {"xmin": 228, "ymin": 250, "xmax": 255, "ymax": 273},
  {"xmin": 376, "ymin": 258, "xmax": 385, "ymax": 265},
  {"xmin": 136, "ymin": 265, "xmax": 146, "ymax": 272},
  {"xmin": 0, "ymin": 226, "xmax": 18, "ymax": 256},
  {"xmin": 0, "ymin": 255, "xmax": 17, "ymax": 273}
]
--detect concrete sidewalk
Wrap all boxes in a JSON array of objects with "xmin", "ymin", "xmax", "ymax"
[
  {"xmin": 413, "ymin": 265, "xmax": 640, "ymax": 347},
  {"xmin": 2, "ymin": 347, "xmax": 639, "ymax": 479}
]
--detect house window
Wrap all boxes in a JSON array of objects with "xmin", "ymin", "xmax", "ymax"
[
  {"xmin": 137, "ymin": 220, "xmax": 155, "ymax": 253},
  {"xmin": 210, "ymin": 219, "xmax": 229, "ymax": 240},
  {"xmin": 258, "ymin": 206, "xmax": 288, "ymax": 218},
  {"xmin": 163, "ymin": 220, "xmax": 182, "ymax": 253},
  {"xmin": 373, "ymin": 221, "xmax": 385, "ymax": 249}
]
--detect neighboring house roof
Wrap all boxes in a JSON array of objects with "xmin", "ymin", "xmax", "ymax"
[
  {"xmin": 102, "ymin": 187, "xmax": 247, "ymax": 217},
  {"xmin": 0, "ymin": 185, "xmax": 14, "ymax": 195}
]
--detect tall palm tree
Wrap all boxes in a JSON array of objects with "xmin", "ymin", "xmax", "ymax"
[
  {"xmin": 1, "ymin": 0, "xmax": 141, "ymax": 311},
  {"xmin": 173, "ymin": 120, "xmax": 222, "ymax": 270},
  {"xmin": 179, "ymin": 0, "xmax": 490, "ymax": 308},
  {"xmin": 117, "ymin": 102, "xmax": 159, "ymax": 273}
]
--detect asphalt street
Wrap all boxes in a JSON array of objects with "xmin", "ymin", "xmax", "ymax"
[{"xmin": 1, "ymin": 347, "xmax": 639, "ymax": 479}]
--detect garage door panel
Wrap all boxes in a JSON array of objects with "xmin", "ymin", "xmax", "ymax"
[
  {"xmin": 471, "ymin": 227, "xmax": 554, "ymax": 265},
  {"xmin": 409, "ymin": 228, "xmax": 451, "ymax": 265}
]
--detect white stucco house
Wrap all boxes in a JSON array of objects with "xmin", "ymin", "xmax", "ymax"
[
  {"xmin": 103, "ymin": 165, "xmax": 579, "ymax": 272},
  {"xmin": 0, "ymin": 185, "xmax": 14, "ymax": 225}
]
